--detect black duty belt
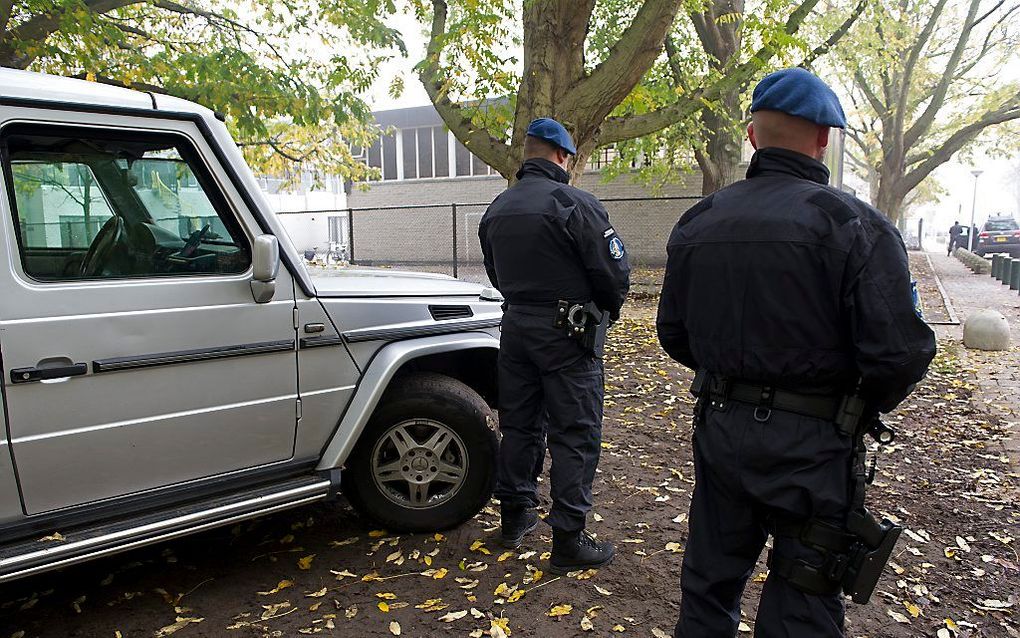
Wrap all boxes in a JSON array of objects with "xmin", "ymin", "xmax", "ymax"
[{"xmin": 691, "ymin": 369, "xmax": 850, "ymax": 424}]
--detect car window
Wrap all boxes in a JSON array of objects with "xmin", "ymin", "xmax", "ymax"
[
  {"xmin": 2, "ymin": 125, "xmax": 251, "ymax": 281},
  {"xmin": 984, "ymin": 219, "xmax": 1019, "ymax": 231}
]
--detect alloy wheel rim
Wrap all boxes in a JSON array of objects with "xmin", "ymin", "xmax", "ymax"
[{"xmin": 370, "ymin": 418, "xmax": 469, "ymax": 509}]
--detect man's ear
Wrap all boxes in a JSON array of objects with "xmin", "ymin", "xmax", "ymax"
[
  {"xmin": 816, "ymin": 126, "xmax": 831, "ymax": 151},
  {"xmin": 747, "ymin": 123, "xmax": 758, "ymax": 150},
  {"xmin": 557, "ymin": 148, "xmax": 571, "ymax": 167}
]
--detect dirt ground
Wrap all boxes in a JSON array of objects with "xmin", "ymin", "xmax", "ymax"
[{"xmin": 1, "ymin": 291, "xmax": 1017, "ymax": 638}]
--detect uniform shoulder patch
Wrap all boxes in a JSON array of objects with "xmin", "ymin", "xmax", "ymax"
[
  {"xmin": 608, "ymin": 236, "xmax": 625, "ymax": 260},
  {"xmin": 807, "ymin": 190, "xmax": 857, "ymax": 225},
  {"xmin": 603, "ymin": 227, "xmax": 616, "ymax": 238}
]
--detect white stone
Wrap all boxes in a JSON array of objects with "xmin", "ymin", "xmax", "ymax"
[{"xmin": 963, "ymin": 308, "xmax": 1011, "ymax": 351}]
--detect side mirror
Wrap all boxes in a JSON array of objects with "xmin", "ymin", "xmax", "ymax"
[{"xmin": 251, "ymin": 234, "xmax": 279, "ymax": 303}]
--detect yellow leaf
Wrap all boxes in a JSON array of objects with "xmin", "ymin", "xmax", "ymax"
[
  {"xmin": 904, "ymin": 601, "xmax": 920, "ymax": 618},
  {"xmin": 257, "ymin": 579, "xmax": 294, "ymax": 595},
  {"xmin": 434, "ymin": 533, "xmax": 445, "ymax": 541},
  {"xmin": 38, "ymin": 532, "xmax": 66, "ymax": 542},
  {"xmin": 280, "ymin": 534, "xmax": 295, "ymax": 544},
  {"xmin": 497, "ymin": 551, "xmax": 515, "ymax": 562},
  {"xmin": 491, "ymin": 617, "xmax": 512, "ymax": 637},
  {"xmin": 377, "ymin": 601, "xmax": 390, "ymax": 612},
  {"xmin": 433, "ymin": 567, "xmax": 449, "ymax": 579},
  {"xmin": 369, "ymin": 530, "xmax": 388, "ymax": 537},
  {"xmin": 85, "ymin": 72, "xmax": 96, "ymax": 82},
  {"xmin": 612, "ymin": 624, "xmax": 626, "ymax": 632},
  {"xmin": 306, "ymin": 587, "xmax": 327, "ymax": 598},
  {"xmin": 154, "ymin": 617, "xmax": 204, "ymax": 637},
  {"xmin": 362, "ymin": 572, "xmax": 380, "ymax": 582},
  {"xmin": 424, "ymin": 556, "xmax": 433, "ymax": 566},
  {"xmin": 946, "ymin": 618, "xmax": 959, "ymax": 630},
  {"xmin": 376, "ymin": 592, "xmax": 397, "ymax": 600},
  {"xmin": 439, "ymin": 610, "xmax": 469, "ymax": 622},
  {"xmin": 389, "ymin": 621, "xmax": 401, "ymax": 636},
  {"xmin": 506, "ymin": 589, "xmax": 525, "ymax": 603},
  {"xmin": 580, "ymin": 616, "xmax": 594, "ymax": 631},
  {"xmin": 547, "ymin": 604, "xmax": 572, "ymax": 617},
  {"xmin": 298, "ymin": 554, "xmax": 315, "ymax": 570}
]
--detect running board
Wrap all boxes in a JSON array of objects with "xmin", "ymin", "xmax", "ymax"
[{"xmin": 0, "ymin": 475, "xmax": 332, "ymax": 583}]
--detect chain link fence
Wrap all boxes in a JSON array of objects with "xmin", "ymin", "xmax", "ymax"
[{"xmin": 297, "ymin": 196, "xmax": 701, "ymax": 289}]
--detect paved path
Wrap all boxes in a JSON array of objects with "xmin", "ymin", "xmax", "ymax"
[{"xmin": 926, "ymin": 251, "xmax": 1020, "ymax": 465}]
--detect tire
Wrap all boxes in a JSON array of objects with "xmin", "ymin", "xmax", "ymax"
[{"xmin": 342, "ymin": 372, "xmax": 497, "ymax": 532}]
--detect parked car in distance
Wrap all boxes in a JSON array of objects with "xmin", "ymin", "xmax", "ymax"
[
  {"xmin": 0, "ymin": 69, "xmax": 504, "ymax": 583},
  {"xmin": 975, "ymin": 216, "xmax": 1020, "ymax": 256}
]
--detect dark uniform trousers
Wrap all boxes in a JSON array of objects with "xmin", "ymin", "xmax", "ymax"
[
  {"xmin": 675, "ymin": 402, "xmax": 852, "ymax": 638},
  {"xmin": 494, "ymin": 306, "xmax": 603, "ymax": 532}
]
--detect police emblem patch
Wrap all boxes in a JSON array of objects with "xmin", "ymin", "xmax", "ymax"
[{"xmin": 608, "ymin": 236, "xmax": 625, "ymax": 260}]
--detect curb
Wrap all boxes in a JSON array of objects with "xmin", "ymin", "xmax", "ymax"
[{"xmin": 924, "ymin": 252, "xmax": 960, "ymax": 326}]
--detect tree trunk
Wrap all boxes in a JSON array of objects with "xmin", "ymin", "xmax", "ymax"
[
  {"xmin": 873, "ymin": 176, "xmax": 905, "ymax": 224},
  {"xmin": 696, "ymin": 90, "xmax": 743, "ymax": 194}
]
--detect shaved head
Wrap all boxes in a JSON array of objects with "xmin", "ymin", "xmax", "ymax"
[
  {"xmin": 524, "ymin": 135, "xmax": 572, "ymax": 170},
  {"xmin": 747, "ymin": 110, "xmax": 831, "ymax": 160}
]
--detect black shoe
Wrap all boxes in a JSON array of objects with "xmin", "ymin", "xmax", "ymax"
[
  {"xmin": 549, "ymin": 529, "xmax": 615, "ymax": 574},
  {"xmin": 500, "ymin": 507, "xmax": 539, "ymax": 549}
]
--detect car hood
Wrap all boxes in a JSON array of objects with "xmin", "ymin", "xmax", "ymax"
[{"xmin": 312, "ymin": 268, "xmax": 487, "ymax": 298}]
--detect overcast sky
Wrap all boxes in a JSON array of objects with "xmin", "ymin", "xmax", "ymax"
[{"xmin": 366, "ymin": 7, "xmax": 1020, "ymax": 231}]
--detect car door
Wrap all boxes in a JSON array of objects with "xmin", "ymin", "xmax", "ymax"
[{"xmin": 0, "ymin": 114, "xmax": 299, "ymax": 514}]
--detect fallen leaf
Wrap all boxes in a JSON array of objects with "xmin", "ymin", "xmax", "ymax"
[
  {"xmin": 580, "ymin": 616, "xmax": 595, "ymax": 631},
  {"xmin": 594, "ymin": 585, "xmax": 612, "ymax": 596},
  {"xmin": 298, "ymin": 554, "xmax": 315, "ymax": 570},
  {"xmin": 154, "ymin": 617, "xmax": 204, "ymax": 637},
  {"xmin": 306, "ymin": 588, "xmax": 327, "ymax": 598},
  {"xmin": 439, "ymin": 610, "xmax": 469, "ymax": 622},
  {"xmin": 38, "ymin": 532, "xmax": 65, "ymax": 542},
  {"xmin": 612, "ymin": 624, "xmax": 626, "ymax": 632},
  {"xmin": 904, "ymin": 601, "xmax": 920, "ymax": 618},
  {"xmin": 547, "ymin": 604, "xmax": 572, "ymax": 617},
  {"xmin": 738, "ymin": 621, "xmax": 751, "ymax": 632},
  {"xmin": 389, "ymin": 621, "xmax": 401, "ymax": 636},
  {"xmin": 345, "ymin": 606, "xmax": 358, "ymax": 619},
  {"xmin": 377, "ymin": 602, "xmax": 390, "ymax": 612},
  {"xmin": 652, "ymin": 629, "xmax": 671, "ymax": 638},
  {"xmin": 888, "ymin": 609, "xmax": 910, "ymax": 624},
  {"xmin": 376, "ymin": 593, "xmax": 397, "ymax": 600}
]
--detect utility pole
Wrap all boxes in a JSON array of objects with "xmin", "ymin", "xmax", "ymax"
[{"xmin": 969, "ymin": 169, "xmax": 983, "ymax": 251}]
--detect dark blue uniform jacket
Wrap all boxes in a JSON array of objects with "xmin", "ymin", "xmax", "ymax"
[
  {"xmin": 479, "ymin": 159, "xmax": 631, "ymax": 321},
  {"xmin": 657, "ymin": 148, "xmax": 936, "ymax": 412}
]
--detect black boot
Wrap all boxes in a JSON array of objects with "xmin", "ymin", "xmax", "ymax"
[
  {"xmin": 549, "ymin": 529, "xmax": 615, "ymax": 574},
  {"xmin": 500, "ymin": 507, "xmax": 539, "ymax": 549}
]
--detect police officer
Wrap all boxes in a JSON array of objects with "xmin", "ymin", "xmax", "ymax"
[
  {"xmin": 479, "ymin": 118, "xmax": 630, "ymax": 574},
  {"xmin": 656, "ymin": 69, "xmax": 936, "ymax": 636}
]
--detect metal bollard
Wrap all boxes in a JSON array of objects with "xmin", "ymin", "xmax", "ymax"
[
  {"xmin": 1004, "ymin": 258, "xmax": 1015, "ymax": 286},
  {"xmin": 991, "ymin": 254, "xmax": 1000, "ymax": 279},
  {"xmin": 1011, "ymin": 259, "xmax": 1020, "ymax": 291}
]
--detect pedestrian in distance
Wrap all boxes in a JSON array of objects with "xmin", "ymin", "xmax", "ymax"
[
  {"xmin": 656, "ymin": 68, "xmax": 936, "ymax": 637},
  {"xmin": 948, "ymin": 220, "xmax": 964, "ymax": 255},
  {"xmin": 478, "ymin": 118, "xmax": 631, "ymax": 574}
]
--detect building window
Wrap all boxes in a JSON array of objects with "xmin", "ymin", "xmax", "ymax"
[{"xmin": 433, "ymin": 128, "xmax": 449, "ymax": 177}]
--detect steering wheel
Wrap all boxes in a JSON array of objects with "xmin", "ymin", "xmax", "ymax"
[
  {"xmin": 179, "ymin": 224, "xmax": 211, "ymax": 258},
  {"xmin": 79, "ymin": 215, "xmax": 127, "ymax": 277}
]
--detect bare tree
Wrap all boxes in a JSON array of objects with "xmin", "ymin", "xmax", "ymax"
[{"xmin": 835, "ymin": 0, "xmax": 1020, "ymax": 222}]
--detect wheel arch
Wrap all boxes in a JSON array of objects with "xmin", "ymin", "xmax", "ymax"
[{"xmin": 316, "ymin": 333, "xmax": 498, "ymax": 471}]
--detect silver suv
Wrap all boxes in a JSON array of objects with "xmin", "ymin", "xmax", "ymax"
[{"xmin": 0, "ymin": 69, "xmax": 503, "ymax": 582}]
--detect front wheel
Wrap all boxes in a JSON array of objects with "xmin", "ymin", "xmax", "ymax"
[{"xmin": 342, "ymin": 372, "xmax": 497, "ymax": 531}]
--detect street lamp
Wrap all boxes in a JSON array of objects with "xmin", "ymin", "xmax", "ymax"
[{"xmin": 969, "ymin": 169, "xmax": 983, "ymax": 251}]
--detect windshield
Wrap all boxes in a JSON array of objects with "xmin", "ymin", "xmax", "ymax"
[{"xmin": 985, "ymin": 219, "xmax": 1019, "ymax": 231}]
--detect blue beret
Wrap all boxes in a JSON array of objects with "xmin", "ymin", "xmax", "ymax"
[
  {"xmin": 750, "ymin": 68, "xmax": 847, "ymax": 128},
  {"xmin": 526, "ymin": 117, "xmax": 576, "ymax": 155}
]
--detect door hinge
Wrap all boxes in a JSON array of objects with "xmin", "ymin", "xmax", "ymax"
[
  {"xmin": 296, "ymin": 398, "xmax": 303, "ymax": 421},
  {"xmin": 292, "ymin": 307, "xmax": 300, "ymax": 330}
]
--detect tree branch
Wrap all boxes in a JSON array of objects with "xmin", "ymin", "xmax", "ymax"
[
  {"xmin": 0, "ymin": 0, "xmax": 14, "ymax": 34},
  {"xmin": 899, "ymin": 92, "xmax": 1020, "ymax": 196},
  {"xmin": 903, "ymin": 0, "xmax": 982, "ymax": 148},
  {"xmin": 0, "ymin": 0, "xmax": 145, "ymax": 68},
  {"xmin": 800, "ymin": 0, "xmax": 867, "ymax": 67},
  {"xmin": 418, "ymin": 0, "xmax": 513, "ymax": 178},
  {"xmin": 565, "ymin": 0, "xmax": 684, "ymax": 118},
  {"xmin": 600, "ymin": 0, "xmax": 821, "ymax": 144}
]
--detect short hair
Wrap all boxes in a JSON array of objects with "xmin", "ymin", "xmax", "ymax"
[
  {"xmin": 523, "ymin": 134, "xmax": 559, "ymax": 160},
  {"xmin": 751, "ymin": 110, "xmax": 827, "ymax": 152}
]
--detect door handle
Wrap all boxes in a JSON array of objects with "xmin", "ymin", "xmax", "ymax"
[{"xmin": 10, "ymin": 363, "xmax": 88, "ymax": 384}]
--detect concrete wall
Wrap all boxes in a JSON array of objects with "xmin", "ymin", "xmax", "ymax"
[{"xmin": 346, "ymin": 170, "xmax": 707, "ymax": 269}]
